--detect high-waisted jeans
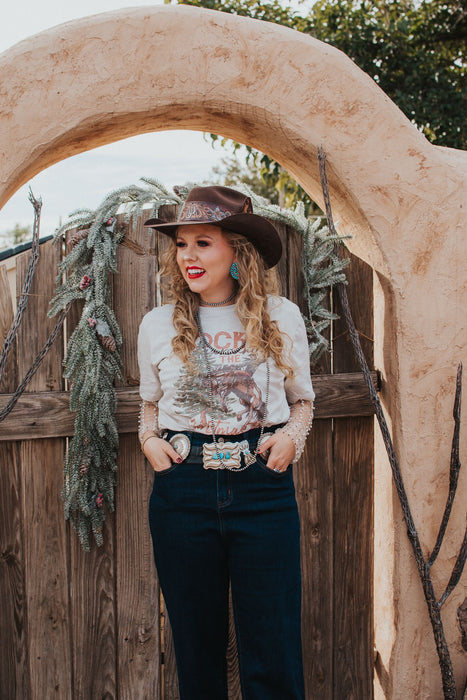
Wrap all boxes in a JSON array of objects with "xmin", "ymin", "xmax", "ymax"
[{"xmin": 148, "ymin": 430, "xmax": 305, "ymax": 700}]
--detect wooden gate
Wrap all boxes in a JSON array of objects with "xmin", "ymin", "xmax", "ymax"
[{"xmin": 0, "ymin": 208, "xmax": 376, "ymax": 699}]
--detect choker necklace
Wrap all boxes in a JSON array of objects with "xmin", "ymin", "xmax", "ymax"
[{"xmin": 199, "ymin": 291, "xmax": 236, "ymax": 307}]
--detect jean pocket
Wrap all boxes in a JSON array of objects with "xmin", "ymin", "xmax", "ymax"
[
  {"xmin": 256, "ymin": 454, "xmax": 291, "ymax": 478},
  {"xmin": 153, "ymin": 462, "xmax": 180, "ymax": 477}
]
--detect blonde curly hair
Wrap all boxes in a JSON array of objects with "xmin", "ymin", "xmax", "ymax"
[{"xmin": 159, "ymin": 229, "xmax": 293, "ymax": 376}]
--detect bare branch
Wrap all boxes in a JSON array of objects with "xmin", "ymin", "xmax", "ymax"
[
  {"xmin": 428, "ymin": 363, "xmax": 463, "ymax": 567},
  {"xmin": 0, "ymin": 307, "xmax": 69, "ymax": 423},
  {"xmin": 0, "ymin": 191, "xmax": 42, "ymax": 383},
  {"xmin": 438, "ymin": 525, "xmax": 467, "ymax": 608}
]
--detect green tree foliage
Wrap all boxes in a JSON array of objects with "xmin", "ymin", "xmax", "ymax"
[
  {"xmin": 209, "ymin": 152, "xmax": 278, "ymax": 202},
  {"xmin": 0, "ymin": 223, "xmax": 31, "ymax": 250},
  {"xmin": 171, "ymin": 0, "xmax": 466, "ymax": 206},
  {"xmin": 208, "ymin": 147, "xmax": 319, "ymax": 215},
  {"xmin": 166, "ymin": 0, "xmax": 307, "ymax": 28},
  {"xmin": 308, "ymin": 0, "xmax": 466, "ymax": 149},
  {"xmin": 177, "ymin": 0, "xmax": 465, "ymax": 148},
  {"xmin": 11, "ymin": 223, "xmax": 31, "ymax": 245}
]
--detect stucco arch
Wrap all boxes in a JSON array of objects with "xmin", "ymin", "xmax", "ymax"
[{"xmin": 0, "ymin": 6, "xmax": 466, "ymax": 697}]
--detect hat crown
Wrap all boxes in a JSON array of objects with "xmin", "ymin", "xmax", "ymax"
[
  {"xmin": 179, "ymin": 186, "xmax": 252, "ymax": 225},
  {"xmin": 143, "ymin": 184, "xmax": 282, "ymax": 268}
]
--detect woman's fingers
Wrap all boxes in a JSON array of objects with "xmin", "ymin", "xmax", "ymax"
[
  {"xmin": 143, "ymin": 437, "xmax": 183, "ymax": 471},
  {"xmin": 164, "ymin": 442, "xmax": 184, "ymax": 463},
  {"xmin": 259, "ymin": 432, "xmax": 295, "ymax": 470},
  {"xmin": 257, "ymin": 433, "xmax": 277, "ymax": 455}
]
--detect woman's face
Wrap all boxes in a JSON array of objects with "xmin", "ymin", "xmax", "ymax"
[{"xmin": 175, "ymin": 224, "xmax": 236, "ymax": 303}]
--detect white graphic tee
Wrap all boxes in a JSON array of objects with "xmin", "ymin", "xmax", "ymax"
[{"xmin": 138, "ymin": 296, "xmax": 315, "ymax": 435}]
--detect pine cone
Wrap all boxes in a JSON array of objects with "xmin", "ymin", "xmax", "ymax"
[
  {"xmin": 68, "ymin": 229, "xmax": 89, "ymax": 248},
  {"xmin": 98, "ymin": 334, "xmax": 116, "ymax": 352}
]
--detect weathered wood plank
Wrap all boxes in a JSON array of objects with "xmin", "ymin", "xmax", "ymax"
[
  {"xmin": 20, "ymin": 439, "xmax": 70, "ymax": 698},
  {"xmin": 0, "ymin": 440, "xmax": 29, "ymax": 699},
  {"xmin": 303, "ymin": 248, "xmax": 333, "ymax": 699},
  {"xmin": 115, "ymin": 435, "xmax": 162, "ymax": 699},
  {"xmin": 0, "ymin": 386, "xmax": 136, "ymax": 439},
  {"xmin": 333, "ymin": 250, "xmax": 374, "ymax": 371},
  {"xmin": 16, "ymin": 247, "xmax": 63, "ymax": 394},
  {"xmin": 114, "ymin": 211, "xmax": 161, "ymax": 698},
  {"xmin": 297, "ymin": 420, "xmax": 334, "ymax": 700},
  {"xmin": 69, "ymin": 516, "xmax": 117, "ymax": 699},
  {"xmin": 332, "ymin": 253, "xmax": 374, "ymax": 699},
  {"xmin": 0, "ymin": 265, "xmax": 29, "ymax": 699},
  {"xmin": 16, "ymin": 241, "xmax": 72, "ymax": 699},
  {"xmin": 0, "ymin": 372, "xmax": 379, "ymax": 441},
  {"xmin": 314, "ymin": 371, "xmax": 378, "ymax": 418},
  {"xmin": 287, "ymin": 223, "xmax": 334, "ymax": 698},
  {"xmin": 332, "ymin": 417, "xmax": 374, "ymax": 700}
]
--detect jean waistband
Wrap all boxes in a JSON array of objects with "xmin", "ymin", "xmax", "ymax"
[{"xmin": 163, "ymin": 426, "xmax": 283, "ymax": 463}]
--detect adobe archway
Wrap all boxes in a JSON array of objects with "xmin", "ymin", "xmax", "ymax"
[{"xmin": 1, "ymin": 6, "xmax": 466, "ymax": 697}]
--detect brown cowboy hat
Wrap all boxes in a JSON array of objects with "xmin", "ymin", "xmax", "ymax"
[{"xmin": 144, "ymin": 185, "xmax": 282, "ymax": 268}]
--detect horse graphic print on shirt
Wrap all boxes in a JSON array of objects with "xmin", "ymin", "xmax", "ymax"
[{"xmin": 174, "ymin": 334, "xmax": 266, "ymax": 435}]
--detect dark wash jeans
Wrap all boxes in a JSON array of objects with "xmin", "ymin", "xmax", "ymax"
[{"xmin": 148, "ymin": 431, "xmax": 305, "ymax": 700}]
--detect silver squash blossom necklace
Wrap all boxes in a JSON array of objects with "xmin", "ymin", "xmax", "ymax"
[{"xmin": 195, "ymin": 310, "xmax": 270, "ymax": 470}]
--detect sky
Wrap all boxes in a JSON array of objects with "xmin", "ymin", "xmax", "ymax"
[{"xmin": 0, "ymin": 0, "xmax": 243, "ymax": 246}]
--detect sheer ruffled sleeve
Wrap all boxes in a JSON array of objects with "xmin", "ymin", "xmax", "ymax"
[
  {"xmin": 138, "ymin": 400, "xmax": 160, "ymax": 444},
  {"xmin": 276, "ymin": 399, "xmax": 314, "ymax": 463}
]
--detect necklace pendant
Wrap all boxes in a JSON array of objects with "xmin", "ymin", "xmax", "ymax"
[
  {"xmin": 239, "ymin": 441, "xmax": 257, "ymax": 467},
  {"xmin": 243, "ymin": 451, "xmax": 256, "ymax": 467}
]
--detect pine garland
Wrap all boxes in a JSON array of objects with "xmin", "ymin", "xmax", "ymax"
[{"xmin": 49, "ymin": 178, "xmax": 347, "ymax": 549}]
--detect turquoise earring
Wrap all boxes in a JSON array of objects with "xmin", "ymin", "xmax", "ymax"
[{"xmin": 230, "ymin": 262, "xmax": 239, "ymax": 280}]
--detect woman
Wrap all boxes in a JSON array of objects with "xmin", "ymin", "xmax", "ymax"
[{"xmin": 138, "ymin": 185, "xmax": 314, "ymax": 700}]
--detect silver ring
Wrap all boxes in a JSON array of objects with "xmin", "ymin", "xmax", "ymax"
[{"xmin": 274, "ymin": 467, "xmax": 281, "ymax": 473}]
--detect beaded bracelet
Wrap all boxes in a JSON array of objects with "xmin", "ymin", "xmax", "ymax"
[
  {"xmin": 140, "ymin": 431, "xmax": 159, "ymax": 452},
  {"xmin": 138, "ymin": 400, "xmax": 160, "ymax": 442}
]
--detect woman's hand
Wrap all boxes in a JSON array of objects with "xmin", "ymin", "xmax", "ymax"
[
  {"xmin": 142, "ymin": 435, "xmax": 183, "ymax": 472},
  {"xmin": 257, "ymin": 431, "xmax": 295, "ymax": 472}
]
